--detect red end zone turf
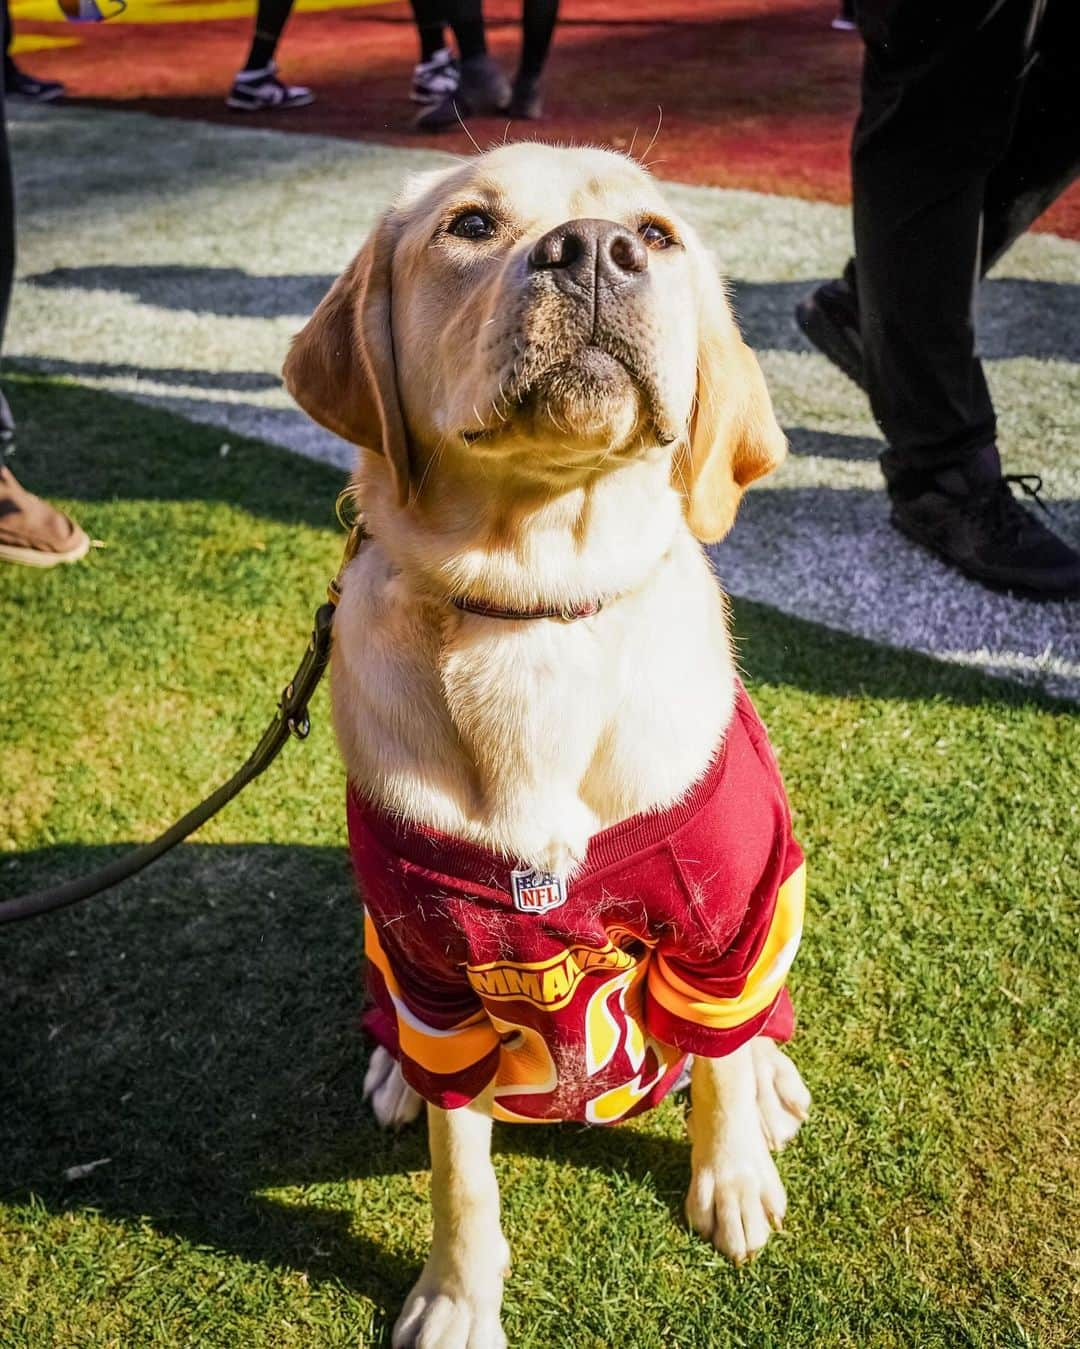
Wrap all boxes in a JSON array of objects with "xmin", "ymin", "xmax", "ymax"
[{"xmin": 10, "ymin": 0, "xmax": 1079, "ymax": 240}]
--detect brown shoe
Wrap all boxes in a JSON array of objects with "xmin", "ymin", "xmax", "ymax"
[{"xmin": 0, "ymin": 464, "xmax": 90, "ymax": 567}]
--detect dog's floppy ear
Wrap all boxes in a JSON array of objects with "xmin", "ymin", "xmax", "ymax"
[
  {"xmin": 674, "ymin": 250, "xmax": 787, "ymax": 542},
  {"xmin": 283, "ymin": 211, "xmax": 412, "ymax": 505}
]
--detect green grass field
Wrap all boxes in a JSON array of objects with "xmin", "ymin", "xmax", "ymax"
[{"xmin": 2, "ymin": 372, "xmax": 1078, "ymax": 1347}]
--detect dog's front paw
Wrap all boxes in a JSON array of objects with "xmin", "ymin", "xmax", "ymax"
[
  {"xmin": 509, "ymin": 796, "xmax": 598, "ymax": 880},
  {"xmin": 392, "ymin": 1255, "xmax": 508, "ymax": 1349},
  {"xmin": 363, "ymin": 1045, "xmax": 423, "ymax": 1130},
  {"xmin": 751, "ymin": 1039, "xmax": 810, "ymax": 1153},
  {"xmin": 685, "ymin": 1126, "xmax": 787, "ymax": 1265}
]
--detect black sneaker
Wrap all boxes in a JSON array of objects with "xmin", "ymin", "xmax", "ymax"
[
  {"xmin": 5, "ymin": 65, "xmax": 65, "ymax": 103},
  {"xmin": 883, "ymin": 443, "xmax": 1080, "ymax": 599},
  {"xmin": 795, "ymin": 278, "xmax": 865, "ymax": 390},
  {"xmin": 414, "ymin": 53, "xmax": 510, "ymax": 131}
]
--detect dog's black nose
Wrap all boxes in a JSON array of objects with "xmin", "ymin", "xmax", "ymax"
[{"xmin": 528, "ymin": 218, "xmax": 649, "ymax": 286}]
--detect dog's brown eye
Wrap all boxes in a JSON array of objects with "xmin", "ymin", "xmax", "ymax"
[
  {"xmin": 449, "ymin": 211, "xmax": 496, "ymax": 241},
  {"xmin": 638, "ymin": 219, "xmax": 676, "ymax": 250}
]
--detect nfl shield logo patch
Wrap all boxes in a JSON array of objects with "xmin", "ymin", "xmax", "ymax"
[{"xmin": 510, "ymin": 868, "xmax": 568, "ymax": 915}]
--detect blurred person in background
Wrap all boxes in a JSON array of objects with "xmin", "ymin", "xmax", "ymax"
[
  {"xmin": 797, "ymin": 0, "xmax": 1080, "ymax": 598},
  {"xmin": 409, "ymin": 0, "xmax": 463, "ymax": 107},
  {"xmin": 226, "ymin": 0, "xmax": 312, "ymax": 111},
  {"xmin": 3, "ymin": 0, "xmax": 65, "ymax": 101},
  {"xmin": 414, "ymin": 0, "xmax": 559, "ymax": 131}
]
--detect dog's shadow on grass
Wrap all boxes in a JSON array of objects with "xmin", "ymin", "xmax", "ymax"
[{"xmin": 0, "ymin": 841, "xmax": 692, "ymax": 1327}]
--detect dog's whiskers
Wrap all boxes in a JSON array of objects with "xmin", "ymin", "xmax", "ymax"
[
  {"xmin": 415, "ymin": 428, "xmax": 450, "ymax": 499},
  {"xmin": 455, "ymin": 104, "xmax": 484, "ymax": 156},
  {"xmin": 641, "ymin": 105, "xmax": 664, "ymax": 165}
]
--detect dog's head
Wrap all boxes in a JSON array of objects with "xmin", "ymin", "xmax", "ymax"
[{"xmin": 284, "ymin": 143, "xmax": 785, "ymax": 541}]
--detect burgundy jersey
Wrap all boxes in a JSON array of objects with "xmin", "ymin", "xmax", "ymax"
[{"xmin": 349, "ymin": 683, "xmax": 805, "ymax": 1125}]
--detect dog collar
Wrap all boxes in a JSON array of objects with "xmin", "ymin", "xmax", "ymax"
[
  {"xmin": 332, "ymin": 494, "xmax": 607, "ymax": 623},
  {"xmin": 451, "ymin": 595, "xmax": 603, "ymax": 622}
]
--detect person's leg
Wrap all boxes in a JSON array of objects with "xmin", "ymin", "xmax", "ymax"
[
  {"xmin": 3, "ymin": 0, "xmax": 65, "ymax": 103},
  {"xmin": 414, "ymin": 0, "xmax": 509, "ymax": 132},
  {"xmin": 410, "ymin": 0, "xmax": 448, "ymax": 62},
  {"xmin": 0, "ymin": 46, "xmax": 14, "ymax": 450},
  {"xmin": 518, "ymin": 0, "xmax": 558, "ymax": 79},
  {"xmin": 797, "ymin": 0, "xmax": 1080, "ymax": 595},
  {"xmin": 508, "ymin": 0, "xmax": 558, "ymax": 117},
  {"xmin": 981, "ymin": 0, "xmax": 1080, "ymax": 273},
  {"xmin": 0, "ymin": 49, "xmax": 13, "ymax": 363},
  {"xmin": 226, "ymin": 0, "xmax": 313, "ymax": 111},
  {"xmin": 241, "ymin": 0, "xmax": 295, "ymax": 72},
  {"xmin": 799, "ymin": 0, "xmax": 1077, "ymax": 375},
  {"xmin": 409, "ymin": 0, "xmax": 459, "ymax": 105},
  {"xmin": 449, "ymin": 0, "xmax": 487, "ymax": 62},
  {"xmin": 0, "ymin": 62, "xmax": 88, "ymax": 565},
  {"xmin": 850, "ymin": 0, "xmax": 1039, "ymax": 471}
]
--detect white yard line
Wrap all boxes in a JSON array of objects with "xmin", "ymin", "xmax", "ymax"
[{"xmin": 7, "ymin": 104, "xmax": 1079, "ymax": 700}]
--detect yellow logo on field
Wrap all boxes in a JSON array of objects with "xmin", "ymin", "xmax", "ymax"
[{"xmin": 12, "ymin": 0, "xmax": 389, "ymax": 28}]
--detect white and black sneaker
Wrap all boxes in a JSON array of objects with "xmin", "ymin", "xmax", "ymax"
[
  {"xmin": 411, "ymin": 47, "xmax": 459, "ymax": 104},
  {"xmin": 226, "ymin": 61, "xmax": 314, "ymax": 112}
]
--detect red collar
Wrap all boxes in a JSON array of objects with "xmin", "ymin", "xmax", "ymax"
[{"xmin": 451, "ymin": 595, "xmax": 604, "ymax": 622}]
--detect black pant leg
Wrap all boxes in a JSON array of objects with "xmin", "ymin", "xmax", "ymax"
[
  {"xmin": 852, "ymin": 0, "xmax": 1039, "ymax": 470},
  {"xmin": 448, "ymin": 0, "xmax": 486, "ymax": 60},
  {"xmin": 0, "ymin": 55, "xmax": 13, "ymax": 356},
  {"xmin": 409, "ymin": 0, "xmax": 447, "ymax": 62},
  {"xmin": 0, "ymin": 57, "xmax": 14, "ymax": 445},
  {"xmin": 243, "ymin": 0, "xmax": 296, "ymax": 71},
  {"xmin": 981, "ymin": 0, "xmax": 1080, "ymax": 272},
  {"xmin": 518, "ymin": 0, "xmax": 558, "ymax": 80}
]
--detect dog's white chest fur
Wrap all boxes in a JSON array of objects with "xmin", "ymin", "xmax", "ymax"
[{"xmin": 330, "ymin": 479, "xmax": 735, "ymax": 876}]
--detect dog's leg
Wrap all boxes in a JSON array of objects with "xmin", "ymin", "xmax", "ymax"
[
  {"xmin": 685, "ymin": 1043, "xmax": 787, "ymax": 1265},
  {"xmin": 363, "ymin": 1046, "xmax": 424, "ymax": 1130},
  {"xmin": 393, "ymin": 1091, "xmax": 508, "ymax": 1349},
  {"xmin": 751, "ymin": 1037, "xmax": 810, "ymax": 1153}
]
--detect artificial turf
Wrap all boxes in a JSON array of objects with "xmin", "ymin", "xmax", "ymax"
[{"xmin": 1, "ymin": 372, "xmax": 1077, "ymax": 1347}]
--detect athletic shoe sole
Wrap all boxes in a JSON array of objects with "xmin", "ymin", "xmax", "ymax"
[
  {"xmin": 795, "ymin": 292, "xmax": 866, "ymax": 391},
  {"xmin": 9, "ymin": 86, "xmax": 64, "ymax": 103},
  {"xmin": 225, "ymin": 91, "xmax": 315, "ymax": 112}
]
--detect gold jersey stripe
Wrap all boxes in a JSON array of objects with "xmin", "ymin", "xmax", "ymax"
[
  {"xmin": 365, "ymin": 913, "xmax": 499, "ymax": 1076},
  {"xmin": 647, "ymin": 863, "xmax": 805, "ymax": 1030}
]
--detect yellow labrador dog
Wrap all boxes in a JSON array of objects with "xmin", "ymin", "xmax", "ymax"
[{"xmin": 285, "ymin": 143, "xmax": 810, "ymax": 1349}]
